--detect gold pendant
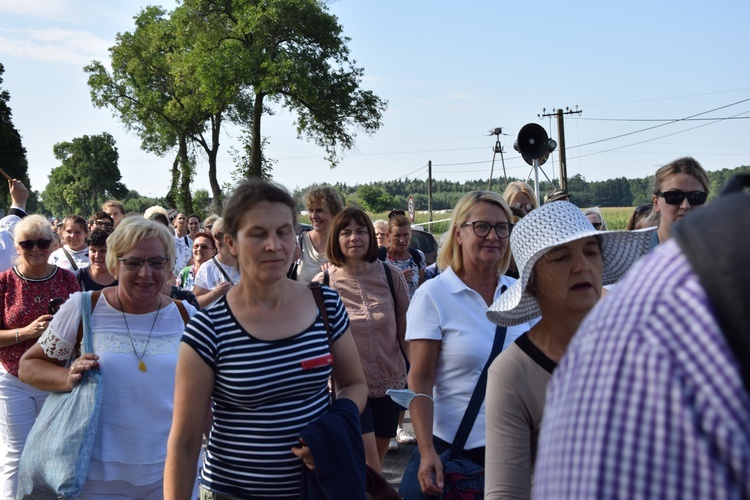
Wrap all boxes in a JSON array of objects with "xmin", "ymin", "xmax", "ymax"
[{"xmin": 138, "ymin": 360, "xmax": 147, "ymax": 372}]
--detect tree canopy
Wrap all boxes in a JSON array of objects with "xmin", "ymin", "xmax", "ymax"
[{"xmin": 41, "ymin": 133, "xmax": 127, "ymax": 217}]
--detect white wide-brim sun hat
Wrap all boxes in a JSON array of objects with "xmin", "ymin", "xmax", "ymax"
[{"xmin": 487, "ymin": 201, "xmax": 656, "ymax": 327}]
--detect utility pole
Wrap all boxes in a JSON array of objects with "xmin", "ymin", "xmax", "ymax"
[{"xmin": 539, "ymin": 106, "xmax": 582, "ymax": 192}]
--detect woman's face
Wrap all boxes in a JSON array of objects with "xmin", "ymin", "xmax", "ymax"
[
  {"xmin": 586, "ymin": 212, "xmax": 603, "ymax": 230},
  {"xmin": 89, "ymin": 244, "xmax": 108, "ymax": 274},
  {"xmin": 192, "ymin": 236, "xmax": 215, "ymax": 265},
  {"xmin": 388, "ymin": 224, "xmax": 412, "ymax": 255},
  {"xmin": 653, "ymin": 173, "xmax": 706, "ymax": 235},
  {"xmin": 16, "ymin": 232, "xmax": 53, "ymax": 269},
  {"xmin": 227, "ymin": 201, "xmax": 296, "ymax": 282},
  {"xmin": 455, "ymin": 201, "xmax": 509, "ymax": 270},
  {"xmin": 338, "ymin": 220, "xmax": 370, "ymax": 263},
  {"xmin": 174, "ymin": 213, "xmax": 187, "ymax": 230},
  {"xmin": 308, "ymin": 203, "xmax": 333, "ymax": 234},
  {"xmin": 115, "ymin": 237, "xmax": 169, "ymax": 309},
  {"xmin": 63, "ymin": 221, "xmax": 87, "ymax": 251},
  {"xmin": 532, "ymin": 236, "xmax": 603, "ymax": 317}
]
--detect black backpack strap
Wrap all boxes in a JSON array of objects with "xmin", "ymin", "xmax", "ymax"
[
  {"xmin": 382, "ymin": 261, "xmax": 396, "ymax": 305},
  {"xmin": 408, "ymin": 247, "xmax": 423, "ymax": 268},
  {"xmin": 672, "ymin": 174, "xmax": 750, "ymax": 393}
]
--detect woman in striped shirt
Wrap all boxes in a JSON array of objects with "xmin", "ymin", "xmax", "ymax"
[{"xmin": 165, "ymin": 180, "xmax": 367, "ymax": 499}]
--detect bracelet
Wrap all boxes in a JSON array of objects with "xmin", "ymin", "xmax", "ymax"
[
  {"xmin": 15, "ymin": 329, "xmax": 20, "ymax": 344},
  {"xmin": 411, "ymin": 393, "xmax": 433, "ymax": 403}
]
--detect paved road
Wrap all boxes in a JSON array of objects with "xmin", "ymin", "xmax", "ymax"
[{"xmin": 381, "ymin": 413, "xmax": 416, "ymax": 491}]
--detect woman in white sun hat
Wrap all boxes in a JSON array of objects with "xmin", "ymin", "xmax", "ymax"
[{"xmin": 484, "ymin": 201, "xmax": 655, "ymax": 500}]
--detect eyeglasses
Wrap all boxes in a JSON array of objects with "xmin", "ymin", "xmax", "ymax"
[
  {"xmin": 19, "ymin": 239, "xmax": 52, "ymax": 251},
  {"xmin": 117, "ymin": 256, "xmax": 169, "ymax": 271},
  {"xmin": 94, "ymin": 220, "xmax": 114, "ymax": 228},
  {"xmin": 591, "ymin": 222, "xmax": 602, "ymax": 230},
  {"xmin": 193, "ymin": 244, "xmax": 212, "ymax": 250},
  {"xmin": 460, "ymin": 221, "xmax": 511, "ymax": 239},
  {"xmin": 658, "ymin": 190, "xmax": 707, "ymax": 206},
  {"xmin": 388, "ymin": 210, "xmax": 406, "ymax": 219},
  {"xmin": 634, "ymin": 203, "xmax": 653, "ymax": 214}
]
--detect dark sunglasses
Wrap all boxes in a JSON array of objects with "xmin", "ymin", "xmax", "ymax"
[
  {"xmin": 511, "ymin": 202, "xmax": 534, "ymax": 212},
  {"xmin": 591, "ymin": 222, "xmax": 602, "ymax": 230},
  {"xmin": 117, "ymin": 256, "xmax": 169, "ymax": 271},
  {"xmin": 193, "ymin": 244, "xmax": 212, "ymax": 250},
  {"xmin": 658, "ymin": 190, "xmax": 707, "ymax": 206},
  {"xmin": 388, "ymin": 210, "xmax": 406, "ymax": 219},
  {"xmin": 94, "ymin": 220, "xmax": 114, "ymax": 228},
  {"xmin": 19, "ymin": 239, "xmax": 52, "ymax": 251}
]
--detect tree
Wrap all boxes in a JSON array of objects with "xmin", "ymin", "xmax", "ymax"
[
  {"xmin": 179, "ymin": 0, "xmax": 387, "ymax": 177},
  {"xmin": 356, "ymin": 185, "xmax": 393, "ymax": 213},
  {"xmin": 0, "ymin": 63, "xmax": 32, "ymax": 210},
  {"xmin": 86, "ymin": 6, "xmax": 239, "ymax": 214},
  {"xmin": 42, "ymin": 133, "xmax": 127, "ymax": 216}
]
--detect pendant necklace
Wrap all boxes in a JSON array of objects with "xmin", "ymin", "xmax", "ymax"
[
  {"xmin": 15, "ymin": 265, "xmax": 49, "ymax": 304},
  {"xmin": 117, "ymin": 291, "xmax": 161, "ymax": 372}
]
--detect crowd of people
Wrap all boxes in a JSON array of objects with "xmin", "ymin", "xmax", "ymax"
[{"xmin": 0, "ymin": 153, "xmax": 746, "ymax": 499}]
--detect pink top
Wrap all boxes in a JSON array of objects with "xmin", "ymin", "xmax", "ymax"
[
  {"xmin": 315, "ymin": 261, "xmax": 410, "ymax": 397},
  {"xmin": 0, "ymin": 266, "xmax": 80, "ymax": 376}
]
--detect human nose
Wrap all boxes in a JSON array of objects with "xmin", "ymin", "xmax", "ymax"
[
  {"xmin": 679, "ymin": 196, "xmax": 692, "ymax": 209},
  {"xmin": 570, "ymin": 251, "xmax": 591, "ymax": 273}
]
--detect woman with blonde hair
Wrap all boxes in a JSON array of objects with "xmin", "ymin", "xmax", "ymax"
[
  {"xmin": 403, "ymin": 191, "xmax": 532, "ymax": 497},
  {"xmin": 0, "ymin": 215, "xmax": 80, "ymax": 497},
  {"xmin": 502, "ymin": 181, "xmax": 538, "ymax": 221},
  {"xmin": 650, "ymin": 156, "xmax": 709, "ymax": 246},
  {"xmin": 20, "ymin": 217, "xmax": 196, "ymax": 496},
  {"xmin": 292, "ymin": 186, "xmax": 344, "ymax": 283}
]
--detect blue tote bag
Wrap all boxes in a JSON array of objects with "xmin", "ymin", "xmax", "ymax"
[{"xmin": 17, "ymin": 291, "xmax": 103, "ymax": 499}]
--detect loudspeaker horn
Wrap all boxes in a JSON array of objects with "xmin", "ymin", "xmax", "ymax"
[{"xmin": 513, "ymin": 123, "xmax": 557, "ymax": 166}]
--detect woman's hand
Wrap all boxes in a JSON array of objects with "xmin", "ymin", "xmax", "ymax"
[
  {"xmin": 26, "ymin": 314, "xmax": 54, "ymax": 340},
  {"xmin": 291, "ymin": 438, "xmax": 315, "ymax": 470},
  {"xmin": 67, "ymin": 353, "xmax": 99, "ymax": 389},
  {"xmin": 402, "ymin": 268, "xmax": 415, "ymax": 282},
  {"xmin": 417, "ymin": 448, "xmax": 444, "ymax": 496}
]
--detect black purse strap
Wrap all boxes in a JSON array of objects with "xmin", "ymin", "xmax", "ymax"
[
  {"xmin": 450, "ymin": 286, "xmax": 508, "ymax": 457},
  {"xmin": 212, "ymin": 256, "xmax": 235, "ymax": 285}
]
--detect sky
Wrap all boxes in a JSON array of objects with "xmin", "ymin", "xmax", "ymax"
[{"xmin": 1, "ymin": 0, "xmax": 749, "ymax": 202}]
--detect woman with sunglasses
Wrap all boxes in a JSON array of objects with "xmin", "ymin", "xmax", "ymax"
[
  {"xmin": 404, "ymin": 191, "xmax": 531, "ymax": 498},
  {"xmin": 20, "ymin": 217, "xmax": 197, "ymax": 497},
  {"xmin": 502, "ymin": 181, "xmax": 538, "ymax": 221},
  {"xmin": 0, "ymin": 215, "xmax": 80, "ymax": 497},
  {"xmin": 650, "ymin": 156, "xmax": 710, "ymax": 246},
  {"xmin": 178, "ymin": 231, "xmax": 216, "ymax": 292}
]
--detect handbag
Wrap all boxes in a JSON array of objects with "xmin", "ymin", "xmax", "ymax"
[
  {"xmin": 309, "ymin": 283, "xmax": 401, "ymax": 500},
  {"xmin": 399, "ymin": 318, "xmax": 508, "ymax": 500},
  {"xmin": 17, "ymin": 291, "xmax": 104, "ymax": 500}
]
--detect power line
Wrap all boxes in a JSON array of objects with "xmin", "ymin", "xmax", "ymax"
[{"xmin": 575, "ymin": 116, "xmax": 750, "ymax": 122}]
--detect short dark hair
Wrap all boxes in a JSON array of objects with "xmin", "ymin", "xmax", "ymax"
[
  {"xmin": 187, "ymin": 214, "xmax": 201, "ymax": 222},
  {"xmin": 63, "ymin": 215, "xmax": 88, "ymax": 233},
  {"xmin": 87, "ymin": 227, "xmax": 111, "ymax": 247},
  {"xmin": 223, "ymin": 180, "xmax": 297, "ymax": 238},
  {"xmin": 326, "ymin": 206, "xmax": 379, "ymax": 266},
  {"xmin": 148, "ymin": 212, "xmax": 170, "ymax": 228}
]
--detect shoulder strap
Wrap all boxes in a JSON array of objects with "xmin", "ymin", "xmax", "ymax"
[
  {"xmin": 62, "ymin": 246, "xmax": 78, "ymax": 271},
  {"xmin": 171, "ymin": 298, "xmax": 190, "ymax": 325},
  {"xmin": 382, "ymin": 261, "xmax": 396, "ymax": 305},
  {"xmin": 450, "ymin": 286, "xmax": 508, "ymax": 456},
  {"xmin": 212, "ymin": 256, "xmax": 235, "ymax": 285},
  {"xmin": 409, "ymin": 247, "xmax": 423, "ymax": 267},
  {"xmin": 77, "ymin": 291, "xmax": 101, "ymax": 350},
  {"xmin": 672, "ymin": 174, "xmax": 750, "ymax": 394},
  {"xmin": 308, "ymin": 282, "xmax": 332, "ymax": 342},
  {"xmin": 322, "ymin": 269, "xmax": 330, "ymax": 287}
]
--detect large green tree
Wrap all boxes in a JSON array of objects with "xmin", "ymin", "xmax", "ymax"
[
  {"xmin": 42, "ymin": 133, "xmax": 127, "ymax": 216},
  {"xmin": 86, "ymin": 6, "xmax": 238, "ymax": 213},
  {"xmin": 0, "ymin": 63, "xmax": 33, "ymax": 210},
  {"xmin": 179, "ymin": 0, "xmax": 387, "ymax": 177}
]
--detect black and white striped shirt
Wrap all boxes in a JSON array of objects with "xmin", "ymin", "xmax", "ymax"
[{"xmin": 182, "ymin": 286, "xmax": 349, "ymax": 497}]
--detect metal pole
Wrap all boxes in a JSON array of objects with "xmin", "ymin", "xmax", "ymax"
[
  {"xmin": 533, "ymin": 158, "xmax": 541, "ymax": 206},
  {"xmin": 427, "ymin": 160, "xmax": 433, "ymax": 233},
  {"xmin": 556, "ymin": 109, "xmax": 568, "ymax": 192}
]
